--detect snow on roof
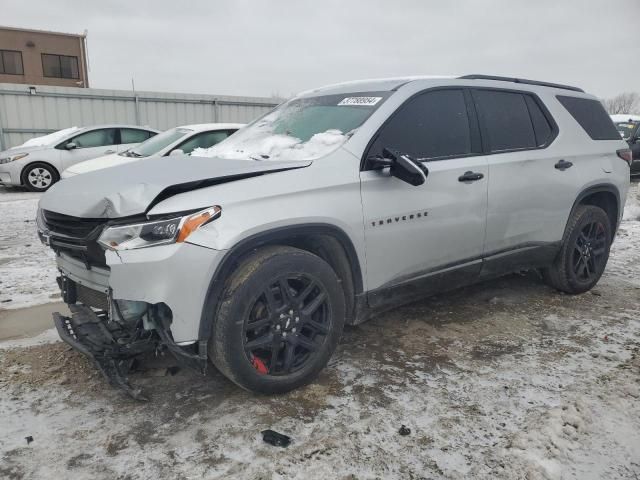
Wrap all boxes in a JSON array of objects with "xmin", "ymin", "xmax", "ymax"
[
  {"xmin": 179, "ymin": 123, "xmax": 245, "ymax": 132},
  {"xmin": 298, "ymin": 75, "xmax": 457, "ymax": 97},
  {"xmin": 11, "ymin": 126, "xmax": 81, "ymax": 149}
]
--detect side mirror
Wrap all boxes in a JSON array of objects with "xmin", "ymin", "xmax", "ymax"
[
  {"xmin": 65, "ymin": 142, "xmax": 77, "ymax": 150},
  {"xmin": 169, "ymin": 149, "xmax": 184, "ymax": 156},
  {"xmin": 368, "ymin": 148, "xmax": 429, "ymax": 186}
]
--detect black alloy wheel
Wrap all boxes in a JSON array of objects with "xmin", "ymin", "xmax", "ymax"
[{"xmin": 243, "ymin": 274, "xmax": 331, "ymax": 376}]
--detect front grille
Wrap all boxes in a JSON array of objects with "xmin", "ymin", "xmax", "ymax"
[
  {"xmin": 43, "ymin": 210, "xmax": 105, "ymax": 238},
  {"xmin": 42, "ymin": 210, "xmax": 108, "ymax": 268},
  {"xmin": 76, "ymin": 283, "xmax": 109, "ymax": 311}
]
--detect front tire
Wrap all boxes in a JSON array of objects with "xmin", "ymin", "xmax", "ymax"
[
  {"xmin": 543, "ymin": 205, "xmax": 612, "ymax": 294},
  {"xmin": 209, "ymin": 246, "xmax": 346, "ymax": 394},
  {"xmin": 22, "ymin": 162, "xmax": 59, "ymax": 192}
]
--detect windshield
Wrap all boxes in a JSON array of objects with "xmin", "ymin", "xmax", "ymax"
[
  {"xmin": 195, "ymin": 92, "xmax": 390, "ymax": 161},
  {"xmin": 615, "ymin": 122, "xmax": 638, "ymax": 140},
  {"xmin": 126, "ymin": 127, "xmax": 192, "ymax": 157}
]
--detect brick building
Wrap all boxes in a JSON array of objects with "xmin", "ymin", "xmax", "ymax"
[{"xmin": 0, "ymin": 25, "xmax": 89, "ymax": 88}]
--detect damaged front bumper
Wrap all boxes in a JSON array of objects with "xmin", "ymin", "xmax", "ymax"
[{"xmin": 52, "ymin": 244, "xmax": 224, "ymax": 400}]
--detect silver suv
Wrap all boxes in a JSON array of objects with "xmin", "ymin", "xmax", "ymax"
[{"xmin": 38, "ymin": 75, "xmax": 631, "ymax": 398}]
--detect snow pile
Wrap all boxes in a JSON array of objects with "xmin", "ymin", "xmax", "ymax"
[
  {"xmin": 11, "ymin": 126, "xmax": 80, "ymax": 150},
  {"xmin": 194, "ymin": 129, "xmax": 346, "ymax": 161},
  {"xmin": 0, "ymin": 187, "xmax": 59, "ymax": 308},
  {"xmin": 610, "ymin": 114, "xmax": 640, "ymax": 122},
  {"xmin": 622, "ymin": 183, "xmax": 640, "ymax": 221}
]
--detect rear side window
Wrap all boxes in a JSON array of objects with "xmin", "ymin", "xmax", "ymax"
[
  {"xmin": 174, "ymin": 130, "xmax": 233, "ymax": 155},
  {"xmin": 120, "ymin": 128, "xmax": 154, "ymax": 144},
  {"xmin": 473, "ymin": 90, "xmax": 536, "ymax": 152},
  {"xmin": 369, "ymin": 89, "xmax": 472, "ymax": 160},
  {"xmin": 557, "ymin": 96, "xmax": 620, "ymax": 140}
]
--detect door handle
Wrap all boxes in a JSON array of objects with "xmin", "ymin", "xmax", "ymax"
[
  {"xmin": 554, "ymin": 159, "xmax": 573, "ymax": 171},
  {"xmin": 458, "ymin": 171, "xmax": 484, "ymax": 182}
]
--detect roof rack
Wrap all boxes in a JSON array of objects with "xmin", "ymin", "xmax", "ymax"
[{"xmin": 458, "ymin": 75, "xmax": 584, "ymax": 93}]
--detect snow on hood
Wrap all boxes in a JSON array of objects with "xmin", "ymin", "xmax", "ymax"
[
  {"xmin": 11, "ymin": 127, "xmax": 80, "ymax": 150},
  {"xmin": 63, "ymin": 153, "xmax": 131, "ymax": 176},
  {"xmin": 39, "ymin": 154, "xmax": 311, "ymax": 218},
  {"xmin": 193, "ymin": 129, "xmax": 347, "ymax": 161}
]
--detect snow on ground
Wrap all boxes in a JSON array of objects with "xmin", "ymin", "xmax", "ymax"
[
  {"xmin": 0, "ymin": 186, "xmax": 59, "ymax": 309},
  {"xmin": 0, "ymin": 184, "xmax": 639, "ymax": 479}
]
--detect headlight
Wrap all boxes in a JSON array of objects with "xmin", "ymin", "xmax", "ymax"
[
  {"xmin": 0, "ymin": 152, "xmax": 29, "ymax": 164},
  {"xmin": 98, "ymin": 206, "xmax": 221, "ymax": 251}
]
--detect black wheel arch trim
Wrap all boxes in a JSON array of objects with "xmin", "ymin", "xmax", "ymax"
[
  {"xmin": 569, "ymin": 183, "xmax": 621, "ymax": 232},
  {"xmin": 197, "ymin": 223, "xmax": 364, "ymax": 342}
]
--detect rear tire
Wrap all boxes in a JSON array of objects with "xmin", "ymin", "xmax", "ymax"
[
  {"xmin": 209, "ymin": 246, "xmax": 346, "ymax": 394},
  {"xmin": 542, "ymin": 205, "xmax": 612, "ymax": 294},
  {"xmin": 21, "ymin": 162, "xmax": 59, "ymax": 192}
]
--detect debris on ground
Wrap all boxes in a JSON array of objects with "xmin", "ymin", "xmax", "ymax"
[
  {"xmin": 261, "ymin": 429, "xmax": 292, "ymax": 447},
  {"xmin": 398, "ymin": 425, "xmax": 411, "ymax": 436}
]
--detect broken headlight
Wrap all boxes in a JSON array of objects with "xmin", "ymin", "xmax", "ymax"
[{"xmin": 98, "ymin": 206, "xmax": 221, "ymax": 251}]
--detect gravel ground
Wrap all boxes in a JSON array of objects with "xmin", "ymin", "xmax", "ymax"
[{"xmin": 0, "ymin": 184, "xmax": 639, "ymax": 479}]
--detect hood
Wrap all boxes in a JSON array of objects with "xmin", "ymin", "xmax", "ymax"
[
  {"xmin": 64, "ymin": 153, "xmax": 133, "ymax": 175},
  {"xmin": 2, "ymin": 145, "xmax": 50, "ymax": 156},
  {"xmin": 40, "ymin": 154, "xmax": 311, "ymax": 218}
]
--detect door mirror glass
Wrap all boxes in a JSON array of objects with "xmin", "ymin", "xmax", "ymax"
[
  {"xmin": 65, "ymin": 142, "xmax": 77, "ymax": 150},
  {"xmin": 169, "ymin": 149, "xmax": 184, "ymax": 156},
  {"xmin": 369, "ymin": 147, "xmax": 429, "ymax": 186}
]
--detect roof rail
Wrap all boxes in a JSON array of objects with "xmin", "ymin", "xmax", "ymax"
[{"xmin": 458, "ymin": 74, "xmax": 584, "ymax": 93}]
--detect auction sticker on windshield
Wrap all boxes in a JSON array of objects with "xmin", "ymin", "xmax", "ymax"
[{"xmin": 338, "ymin": 97, "xmax": 382, "ymax": 106}]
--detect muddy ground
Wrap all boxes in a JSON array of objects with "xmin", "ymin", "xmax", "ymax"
[{"xmin": 1, "ymin": 187, "xmax": 639, "ymax": 479}]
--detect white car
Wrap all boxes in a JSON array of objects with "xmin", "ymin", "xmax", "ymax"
[
  {"xmin": 61, "ymin": 123, "xmax": 244, "ymax": 178},
  {"xmin": 0, "ymin": 125, "xmax": 159, "ymax": 191}
]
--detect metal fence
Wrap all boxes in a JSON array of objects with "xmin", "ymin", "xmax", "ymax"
[{"xmin": 0, "ymin": 83, "xmax": 280, "ymax": 150}]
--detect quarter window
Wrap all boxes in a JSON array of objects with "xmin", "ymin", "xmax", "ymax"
[
  {"xmin": 556, "ymin": 95, "xmax": 620, "ymax": 140},
  {"xmin": 42, "ymin": 54, "xmax": 80, "ymax": 79},
  {"xmin": 369, "ymin": 89, "xmax": 472, "ymax": 160},
  {"xmin": 69, "ymin": 129, "xmax": 117, "ymax": 148},
  {"xmin": 473, "ymin": 90, "xmax": 536, "ymax": 152},
  {"xmin": 0, "ymin": 50, "xmax": 24, "ymax": 75}
]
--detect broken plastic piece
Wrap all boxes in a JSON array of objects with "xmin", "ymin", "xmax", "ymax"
[
  {"xmin": 25, "ymin": 436, "xmax": 34, "ymax": 445},
  {"xmin": 261, "ymin": 429, "xmax": 291, "ymax": 447},
  {"xmin": 398, "ymin": 425, "xmax": 411, "ymax": 436}
]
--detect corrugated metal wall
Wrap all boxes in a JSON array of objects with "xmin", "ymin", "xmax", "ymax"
[{"xmin": 0, "ymin": 83, "xmax": 280, "ymax": 149}]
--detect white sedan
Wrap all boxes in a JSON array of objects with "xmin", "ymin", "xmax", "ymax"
[
  {"xmin": 0, "ymin": 125, "xmax": 159, "ymax": 191},
  {"xmin": 61, "ymin": 123, "xmax": 244, "ymax": 178}
]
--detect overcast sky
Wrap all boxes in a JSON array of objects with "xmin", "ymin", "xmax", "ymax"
[{"xmin": 3, "ymin": 0, "xmax": 639, "ymax": 99}]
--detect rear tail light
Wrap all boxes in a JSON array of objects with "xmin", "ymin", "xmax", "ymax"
[{"xmin": 617, "ymin": 148, "xmax": 632, "ymax": 166}]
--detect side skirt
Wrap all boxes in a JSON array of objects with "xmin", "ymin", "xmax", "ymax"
[{"xmin": 352, "ymin": 242, "xmax": 561, "ymax": 324}]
